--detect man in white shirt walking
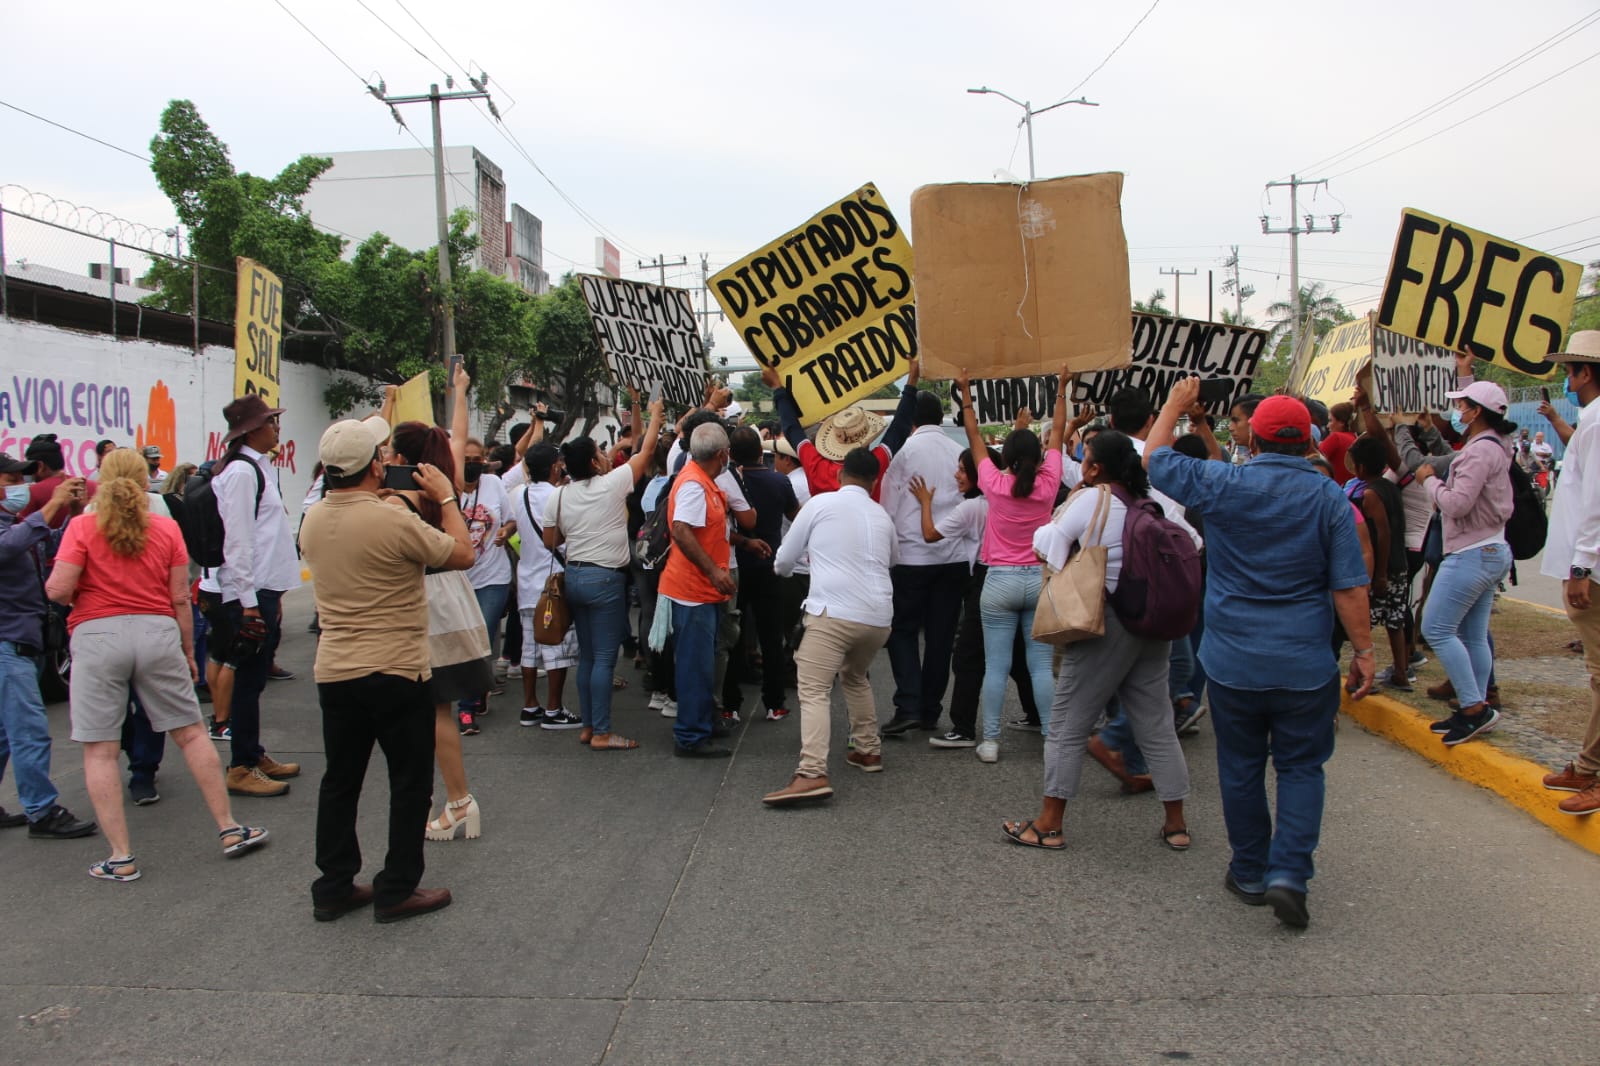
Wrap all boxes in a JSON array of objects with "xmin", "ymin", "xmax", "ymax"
[
  {"xmin": 197, "ymin": 395, "xmax": 303, "ymax": 798},
  {"xmin": 880, "ymin": 390, "xmax": 967, "ymax": 736},
  {"xmin": 1541, "ymin": 332, "xmax": 1600, "ymax": 815},
  {"xmin": 764, "ymin": 448, "xmax": 898, "ymax": 805}
]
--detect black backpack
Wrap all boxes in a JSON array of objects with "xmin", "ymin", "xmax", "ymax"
[
  {"xmin": 1504, "ymin": 459, "xmax": 1548, "ymax": 560},
  {"xmin": 1105, "ymin": 483, "xmax": 1204, "ymax": 640},
  {"xmin": 178, "ymin": 455, "xmax": 266, "ymax": 569},
  {"xmin": 635, "ymin": 472, "xmax": 679, "ymax": 569}
]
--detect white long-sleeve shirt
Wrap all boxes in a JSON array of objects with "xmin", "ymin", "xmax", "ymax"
[
  {"xmin": 1033, "ymin": 485, "xmax": 1128, "ymax": 593},
  {"xmin": 1542, "ymin": 398, "xmax": 1600, "ymax": 577},
  {"xmin": 774, "ymin": 484, "xmax": 897, "ymax": 627},
  {"xmin": 882, "ymin": 425, "xmax": 968, "ymax": 566},
  {"xmin": 198, "ymin": 446, "xmax": 302, "ymax": 607}
]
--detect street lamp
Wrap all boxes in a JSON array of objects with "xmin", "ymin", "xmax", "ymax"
[{"xmin": 967, "ymin": 87, "xmax": 1100, "ymax": 181}]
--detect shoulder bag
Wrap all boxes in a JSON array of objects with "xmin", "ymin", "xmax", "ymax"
[
  {"xmin": 1031, "ymin": 485, "xmax": 1110, "ymax": 645},
  {"xmin": 533, "ymin": 488, "xmax": 571, "ymax": 645}
]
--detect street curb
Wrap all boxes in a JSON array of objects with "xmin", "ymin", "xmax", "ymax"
[{"xmin": 1342, "ymin": 690, "xmax": 1600, "ymax": 857}]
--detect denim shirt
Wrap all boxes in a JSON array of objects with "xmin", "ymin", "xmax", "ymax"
[
  {"xmin": 0, "ymin": 510, "xmax": 58, "ymax": 649},
  {"xmin": 1148, "ymin": 450, "xmax": 1368, "ymax": 692}
]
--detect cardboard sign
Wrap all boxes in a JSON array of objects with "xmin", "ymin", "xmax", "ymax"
[
  {"xmin": 1302, "ymin": 317, "xmax": 1376, "ymax": 409},
  {"xmin": 392, "ymin": 371, "xmax": 433, "ymax": 427},
  {"xmin": 967, "ymin": 315, "xmax": 1268, "ymax": 423},
  {"xmin": 1377, "ymin": 208, "xmax": 1580, "ymax": 379},
  {"xmin": 233, "ymin": 257, "xmax": 282, "ymax": 405},
  {"xmin": 911, "ymin": 173, "xmax": 1132, "ymax": 381},
  {"xmin": 711, "ymin": 183, "xmax": 915, "ymax": 426},
  {"xmin": 579, "ymin": 275, "xmax": 708, "ymax": 407},
  {"xmin": 1369, "ymin": 327, "xmax": 1456, "ymax": 415}
]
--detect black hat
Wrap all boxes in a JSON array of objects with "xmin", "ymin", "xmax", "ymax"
[{"xmin": 0, "ymin": 453, "xmax": 34, "ymax": 475}]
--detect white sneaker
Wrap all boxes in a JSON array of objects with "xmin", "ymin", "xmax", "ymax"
[
  {"xmin": 976, "ymin": 740, "xmax": 999, "ymax": 764},
  {"xmin": 506, "ymin": 663, "xmax": 521, "ymax": 679},
  {"xmin": 660, "ymin": 698, "xmax": 678, "ymax": 718},
  {"xmin": 494, "ymin": 657, "xmax": 511, "ymax": 677},
  {"xmin": 648, "ymin": 691, "xmax": 667, "ymax": 711}
]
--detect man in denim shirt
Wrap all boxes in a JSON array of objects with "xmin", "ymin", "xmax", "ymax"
[
  {"xmin": 1147, "ymin": 381, "xmax": 1374, "ymax": 930},
  {"xmin": 0, "ymin": 455, "xmax": 96, "ymax": 838}
]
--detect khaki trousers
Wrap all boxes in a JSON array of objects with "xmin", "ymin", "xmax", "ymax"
[
  {"xmin": 1565, "ymin": 587, "xmax": 1600, "ymax": 775},
  {"xmin": 795, "ymin": 610, "xmax": 889, "ymax": 778}
]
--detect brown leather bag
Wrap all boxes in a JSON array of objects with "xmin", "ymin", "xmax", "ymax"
[
  {"xmin": 1031, "ymin": 485, "xmax": 1110, "ymax": 645},
  {"xmin": 532, "ymin": 488, "xmax": 570, "ymax": 645}
]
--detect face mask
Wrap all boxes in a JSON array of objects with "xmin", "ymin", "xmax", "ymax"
[
  {"xmin": 2, "ymin": 485, "xmax": 28, "ymax": 513},
  {"xmin": 1568, "ymin": 389, "xmax": 1583, "ymax": 407},
  {"xmin": 1449, "ymin": 407, "xmax": 1469, "ymax": 435},
  {"xmin": 463, "ymin": 461, "xmax": 485, "ymax": 483}
]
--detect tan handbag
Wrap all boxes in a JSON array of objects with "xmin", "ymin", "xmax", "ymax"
[
  {"xmin": 1031, "ymin": 485, "xmax": 1110, "ymax": 645},
  {"xmin": 533, "ymin": 489, "xmax": 571, "ymax": 645}
]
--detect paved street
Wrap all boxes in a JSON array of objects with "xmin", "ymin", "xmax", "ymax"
[{"xmin": 3, "ymin": 589, "xmax": 1597, "ymax": 1065}]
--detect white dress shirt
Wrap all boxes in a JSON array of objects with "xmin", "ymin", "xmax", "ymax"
[
  {"xmin": 198, "ymin": 446, "xmax": 302, "ymax": 606},
  {"xmin": 882, "ymin": 425, "xmax": 968, "ymax": 566},
  {"xmin": 1543, "ymin": 399, "xmax": 1600, "ymax": 577},
  {"xmin": 774, "ymin": 484, "xmax": 897, "ymax": 627}
]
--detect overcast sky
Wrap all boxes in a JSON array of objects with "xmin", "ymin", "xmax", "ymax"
[{"xmin": 6, "ymin": 0, "xmax": 1598, "ymax": 365}]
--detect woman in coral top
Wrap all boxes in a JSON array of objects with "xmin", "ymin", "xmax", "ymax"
[{"xmin": 46, "ymin": 449, "xmax": 268, "ymax": 882}]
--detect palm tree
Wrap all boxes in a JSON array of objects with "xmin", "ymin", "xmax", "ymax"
[
  {"xmin": 1220, "ymin": 308, "xmax": 1257, "ymax": 328},
  {"xmin": 1264, "ymin": 282, "xmax": 1354, "ymax": 360},
  {"xmin": 1134, "ymin": 288, "xmax": 1172, "ymax": 316}
]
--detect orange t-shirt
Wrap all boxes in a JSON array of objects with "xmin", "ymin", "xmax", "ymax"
[{"xmin": 55, "ymin": 513, "xmax": 187, "ymax": 632}]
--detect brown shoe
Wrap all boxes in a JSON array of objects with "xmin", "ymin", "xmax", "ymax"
[
  {"xmin": 257, "ymin": 754, "xmax": 301, "ymax": 780},
  {"xmin": 1558, "ymin": 783, "xmax": 1600, "ymax": 816},
  {"xmin": 1543, "ymin": 763, "xmax": 1599, "ymax": 793},
  {"xmin": 313, "ymin": 883, "xmax": 374, "ymax": 922},
  {"xmin": 1122, "ymin": 774, "xmax": 1155, "ymax": 795},
  {"xmin": 375, "ymin": 887, "xmax": 453, "ymax": 924},
  {"xmin": 226, "ymin": 765, "xmax": 289, "ymax": 797},
  {"xmin": 1087, "ymin": 736, "xmax": 1134, "ymax": 787},
  {"xmin": 1426, "ymin": 679, "xmax": 1456, "ymax": 701},
  {"xmin": 762, "ymin": 775, "xmax": 834, "ymax": 806},
  {"xmin": 845, "ymin": 751, "xmax": 884, "ymax": 773}
]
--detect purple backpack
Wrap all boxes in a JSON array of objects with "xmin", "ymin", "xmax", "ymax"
[{"xmin": 1104, "ymin": 484, "xmax": 1202, "ymax": 641}]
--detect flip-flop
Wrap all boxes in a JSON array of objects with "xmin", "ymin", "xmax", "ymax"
[
  {"xmin": 589, "ymin": 733, "xmax": 639, "ymax": 751},
  {"xmin": 1001, "ymin": 819, "xmax": 1065, "ymax": 851},
  {"xmin": 1161, "ymin": 827, "xmax": 1192, "ymax": 851},
  {"xmin": 577, "ymin": 728, "xmax": 594, "ymax": 745},
  {"xmin": 612, "ymin": 676, "xmax": 628, "ymax": 690}
]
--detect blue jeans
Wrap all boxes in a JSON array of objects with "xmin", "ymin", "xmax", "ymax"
[
  {"xmin": 0, "ymin": 640, "xmax": 59, "ymax": 819},
  {"xmin": 565, "ymin": 566, "xmax": 627, "ymax": 734},
  {"xmin": 458, "ymin": 581, "xmax": 512, "ymax": 714},
  {"xmin": 1168, "ymin": 631, "xmax": 1196, "ymax": 703},
  {"xmin": 1209, "ymin": 675, "xmax": 1340, "ymax": 895},
  {"xmin": 978, "ymin": 565, "xmax": 1054, "ymax": 741},
  {"xmin": 1188, "ymin": 605, "xmax": 1209, "ymax": 708},
  {"xmin": 671, "ymin": 600, "xmax": 720, "ymax": 749},
  {"xmin": 1421, "ymin": 544, "xmax": 1510, "ymax": 709},
  {"xmin": 1101, "ymin": 699, "xmax": 1147, "ymax": 776},
  {"xmin": 121, "ymin": 690, "xmax": 165, "ymax": 789}
]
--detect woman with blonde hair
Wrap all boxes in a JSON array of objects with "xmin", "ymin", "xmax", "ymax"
[{"xmin": 46, "ymin": 448, "xmax": 268, "ymax": 881}]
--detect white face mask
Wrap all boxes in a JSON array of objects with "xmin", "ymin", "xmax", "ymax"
[{"xmin": 2, "ymin": 484, "xmax": 29, "ymax": 513}]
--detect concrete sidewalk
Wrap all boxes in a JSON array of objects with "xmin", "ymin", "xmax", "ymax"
[{"xmin": 2, "ymin": 589, "xmax": 1596, "ymax": 1065}]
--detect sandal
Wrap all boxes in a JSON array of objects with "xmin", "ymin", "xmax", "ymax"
[
  {"xmin": 577, "ymin": 727, "xmax": 595, "ymax": 745},
  {"xmin": 89, "ymin": 855, "xmax": 140, "ymax": 882},
  {"xmin": 1161, "ymin": 827, "xmax": 1192, "ymax": 851},
  {"xmin": 1001, "ymin": 819, "xmax": 1065, "ymax": 851},
  {"xmin": 590, "ymin": 732, "xmax": 639, "ymax": 750},
  {"xmin": 220, "ymin": 825, "xmax": 270, "ymax": 857},
  {"xmin": 612, "ymin": 676, "xmax": 628, "ymax": 690}
]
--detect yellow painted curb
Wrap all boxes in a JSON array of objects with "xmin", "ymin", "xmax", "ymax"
[
  {"xmin": 1501, "ymin": 595, "xmax": 1566, "ymax": 617},
  {"xmin": 1342, "ymin": 690, "xmax": 1600, "ymax": 856}
]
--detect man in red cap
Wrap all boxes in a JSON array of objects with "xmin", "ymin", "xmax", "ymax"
[
  {"xmin": 196, "ymin": 395, "xmax": 303, "ymax": 798},
  {"xmin": 1145, "ymin": 378, "xmax": 1374, "ymax": 931}
]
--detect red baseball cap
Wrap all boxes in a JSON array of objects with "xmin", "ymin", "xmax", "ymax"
[{"xmin": 1250, "ymin": 395, "xmax": 1312, "ymax": 445}]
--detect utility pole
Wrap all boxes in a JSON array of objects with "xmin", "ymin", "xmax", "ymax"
[
  {"xmin": 1262, "ymin": 175, "xmax": 1341, "ymax": 358},
  {"xmin": 1219, "ymin": 245, "xmax": 1256, "ymax": 324},
  {"xmin": 966, "ymin": 87, "xmax": 1099, "ymax": 180},
  {"xmin": 1159, "ymin": 267, "xmax": 1198, "ymax": 318},
  {"xmin": 638, "ymin": 254, "xmax": 687, "ymax": 288},
  {"xmin": 371, "ymin": 79, "xmax": 494, "ymax": 416},
  {"xmin": 696, "ymin": 253, "xmax": 721, "ymax": 356}
]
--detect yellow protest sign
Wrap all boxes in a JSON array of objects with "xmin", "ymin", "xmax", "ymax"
[
  {"xmin": 1377, "ymin": 208, "xmax": 1580, "ymax": 379},
  {"xmin": 393, "ymin": 371, "xmax": 433, "ymax": 427},
  {"xmin": 233, "ymin": 258, "xmax": 282, "ymax": 404},
  {"xmin": 711, "ymin": 183, "xmax": 915, "ymax": 426},
  {"xmin": 1301, "ymin": 315, "xmax": 1375, "ymax": 409}
]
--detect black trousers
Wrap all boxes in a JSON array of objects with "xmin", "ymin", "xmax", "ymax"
[
  {"xmin": 887, "ymin": 562, "xmax": 970, "ymax": 725},
  {"xmin": 312, "ymin": 671, "xmax": 436, "ymax": 910},
  {"xmin": 949, "ymin": 566, "xmax": 1040, "ymax": 736},
  {"xmin": 734, "ymin": 564, "xmax": 789, "ymax": 711}
]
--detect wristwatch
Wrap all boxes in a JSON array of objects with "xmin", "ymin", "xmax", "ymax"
[{"xmin": 1572, "ymin": 566, "xmax": 1593, "ymax": 581}]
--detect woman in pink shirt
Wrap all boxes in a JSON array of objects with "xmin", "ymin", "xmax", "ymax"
[
  {"xmin": 956, "ymin": 367, "xmax": 1069, "ymax": 763},
  {"xmin": 47, "ymin": 449, "xmax": 268, "ymax": 882}
]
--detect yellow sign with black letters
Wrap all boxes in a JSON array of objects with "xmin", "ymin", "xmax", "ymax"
[{"xmin": 234, "ymin": 257, "xmax": 283, "ymax": 405}]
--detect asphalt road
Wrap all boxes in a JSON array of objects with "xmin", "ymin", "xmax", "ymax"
[{"xmin": 3, "ymin": 590, "xmax": 1596, "ymax": 1065}]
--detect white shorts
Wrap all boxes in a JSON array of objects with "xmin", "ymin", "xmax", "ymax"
[
  {"xmin": 520, "ymin": 609, "xmax": 578, "ymax": 671},
  {"xmin": 69, "ymin": 615, "xmax": 203, "ymax": 742}
]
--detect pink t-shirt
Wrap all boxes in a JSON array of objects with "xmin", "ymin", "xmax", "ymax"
[
  {"xmin": 977, "ymin": 449, "xmax": 1064, "ymax": 566},
  {"xmin": 56, "ymin": 513, "xmax": 188, "ymax": 632}
]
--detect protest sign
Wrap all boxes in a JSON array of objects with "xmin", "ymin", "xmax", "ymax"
[
  {"xmin": 1369, "ymin": 327, "xmax": 1456, "ymax": 414},
  {"xmin": 234, "ymin": 257, "xmax": 282, "ymax": 405},
  {"xmin": 911, "ymin": 173, "xmax": 1131, "ymax": 381},
  {"xmin": 579, "ymin": 275, "xmax": 708, "ymax": 407},
  {"xmin": 1377, "ymin": 208, "xmax": 1579, "ymax": 379},
  {"xmin": 711, "ymin": 183, "xmax": 914, "ymax": 426},
  {"xmin": 1302, "ymin": 317, "xmax": 1376, "ymax": 409},
  {"xmin": 392, "ymin": 371, "xmax": 433, "ymax": 427},
  {"xmin": 965, "ymin": 315, "xmax": 1267, "ymax": 423}
]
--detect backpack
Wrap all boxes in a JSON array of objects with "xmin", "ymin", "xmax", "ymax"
[
  {"xmin": 1504, "ymin": 458, "xmax": 1547, "ymax": 560},
  {"xmin": 634, "ymin": 472, "xmax": 679, "ymax": 569},
  {"xmin": 178, "ymin": 455, "xmax": 266, "ymax": 569},
  {"xmin": 1103, "ymin": 483, "xmax": 1203, "ymax": 640}
]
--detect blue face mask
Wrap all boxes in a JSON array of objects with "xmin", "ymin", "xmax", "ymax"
[
  {"xmin": 1568, "ymin": 389, "xmax": 1583, "ymax": 408},
  {"xmin": 1, "ymin": 485, "xmax": 28, "ymax": 513},
  {"xmin": 1449, "ymin": 407, "xmax": 1469, "ymax": 436}
]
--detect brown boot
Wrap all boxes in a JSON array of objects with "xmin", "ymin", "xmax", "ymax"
[
  {"xmin": 1543, "ymin": 763, "xmax": 1599, "ymax": 793},
  {"xmin": 1426, "ymin": 679, "xmax": 1456, "ymax": 701},
  {"xmin": 257, "ymin": 754, "xmax": 301, "ymax": 780},
  {"xmin": 227, "ymin": 765, "xmax": 289, "ymax": 797},
  {"xmin": 762, "ymin": 775, "xmax": 834, "ymax": 806}
]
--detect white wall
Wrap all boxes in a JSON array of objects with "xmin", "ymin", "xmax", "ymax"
[{"xmin": 0, "ymin": 319, "xmax": 336, "ymax": 507}]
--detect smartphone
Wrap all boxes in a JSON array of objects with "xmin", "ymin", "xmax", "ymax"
[
  {"xmin": 383, "ymin": 464, "xmax": 420, "ymax": 490},
  {"xmin": 1197, "ymin": 378, "xmax": 1234, "ymax": 406},
  {"xmin": 648, "ymin": 380, "xmax": 663, "ymax": 406},
  {"xmin": 1542, "ymin": 387, "xmax": 1552, "ymax": 403},
  {"xmin": 447, "ymin": 354, "xmax": 463, "ymax": 380}
]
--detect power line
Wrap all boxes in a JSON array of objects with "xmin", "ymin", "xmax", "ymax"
[
  {"xmin": 0, "ymin": 99, "xmax": 151, "ymax": 162},
  {"xmin": 1053, "ymin": 0, "xmax": 1163, "ymax": 102},
  {"xmin": 271, "ymin": 0, "xmax": 372, "ymax": 86},
  {"xmin": 356, "ymin": 0, "xmax": 452, "ymax": 80},
  {"xmin": 1520, "ymin": 215, "xmax": 1600, "ymax": 242},
  {"xmin": 1327, "ymin": 46, "xmax": 1600, "ymax": 180},
  {"xmin": 1296, "ymin": 7, "xmax": 1600, "ymax": 177}
]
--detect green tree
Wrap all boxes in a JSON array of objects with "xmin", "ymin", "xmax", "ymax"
[{"xmin": 1134, "ymin": 289, "xmax": 1172, "ymax": 316}]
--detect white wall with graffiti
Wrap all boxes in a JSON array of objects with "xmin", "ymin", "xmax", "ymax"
[{"xmin": 0, "ymin": 319, "xmax": 334, "ymax": 507}]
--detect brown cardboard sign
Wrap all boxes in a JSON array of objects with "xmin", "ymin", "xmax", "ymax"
[{"xmin": 910, "ymin": 173, "xmax": 1132, "ymax": 380}]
